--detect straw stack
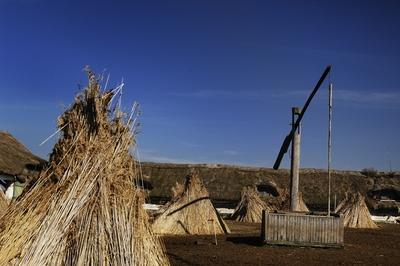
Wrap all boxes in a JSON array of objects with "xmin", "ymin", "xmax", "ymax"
[
  {"xmin": 0, "ymin": 190, "xmax": 8, "ymax": 218},
  {"xmin": 335, "ymin": 192, "xmax": 377, "ymax": 228},
  {"xmin": 151, "ymin": 181, "xmax": 185, "ymax": 218},
  {"xmin": 153, "ymin": 173, "xmax": 230, "ymax": 235},
  {"xmin": 171, "ymin": 181, "xmax": 184, "ymax": 199},
  {"xmin": 231, "ymin": 186, "xmax": 273, "ymax": 223},
  {"xmin": 296, "ymin": 193, "xmax": 309, "ymax": 212},
  {"xmin": 265, "ymin": 188, "xmax": 309, "ymax": 212},
  {"xmin": 0, "ymin": 68, "xmax": 169, "ymax": 265}
]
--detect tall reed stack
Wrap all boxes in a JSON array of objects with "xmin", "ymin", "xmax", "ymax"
[
  {"xmin": 0, "ymin": 190, "xmax": 8, "ymax": 218},
  {"xmin": 231, "ymin": 186, "xmax": 272, "ymax": 223},
  {"xmin": 153, "ymin": 173, "xmax": 230, "ymax": 235},
  {"xmin": 335, "ymin": 192, "xmax": 377, "ymax": 228},
  {"xmin": 265, "ymin": 188, "xmax": 309, "ymax": 212},
  {"xmin": 0, "ymin": 68, "xmax": 169, "ymax": 265}
]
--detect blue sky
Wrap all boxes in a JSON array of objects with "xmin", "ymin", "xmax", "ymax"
[{"xmin": 0, "ymin": 0, "xmax": 399, "ymax": 171}]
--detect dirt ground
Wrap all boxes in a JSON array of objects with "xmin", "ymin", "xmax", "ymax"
[{"xmin": 163, "ymin": 221, "xmax": 400, "ymax": 265}]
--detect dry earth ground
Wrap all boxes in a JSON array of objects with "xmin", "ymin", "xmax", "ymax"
[{"xmin": 164, "ymin": 220, "xmax": 400, "ymax": 265}]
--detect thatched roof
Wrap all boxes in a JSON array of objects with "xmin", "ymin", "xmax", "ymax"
[
  {"xmin": 231, "ymin": 186, "xmax": 273, "ymax": 223},
  {"xmin": 335, "ymin": 192, "xmax": 377, "ymax": 228},
  {"xmin": 0, "ymin": 131, "xmax": 45, "ymax": 176},
  {"xmin": 152, "ymin": 174, "xmax": 230, "ymax": 235}
]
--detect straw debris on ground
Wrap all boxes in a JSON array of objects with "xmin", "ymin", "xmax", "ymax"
[
  {"xmin": 0, "ymin": 68, "xmax": 169, "ymax": 265},
  {"xmin": 335, "ymin": 192, "xmax": 377, "ymax": 228},
  {"xmin": 231, "ymin": 186, "xmax": 272, "ymax": 223},
  {"xmin": 153, "ymin": 173, "xmax": 230, "ymax": 235}
]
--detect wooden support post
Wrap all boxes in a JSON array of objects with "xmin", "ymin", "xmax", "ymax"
[
  {"xmin": 328, "ymin": 83, "xmax": 333, "ymax": 216},
  {"xmin": 290, "ymin": 107, "xmax": 301, "ymax": 212}
]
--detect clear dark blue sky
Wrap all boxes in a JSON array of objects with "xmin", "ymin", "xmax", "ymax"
[{"xmin": 1, "ymin": 0, "xmax": 399, "ymax": 171}]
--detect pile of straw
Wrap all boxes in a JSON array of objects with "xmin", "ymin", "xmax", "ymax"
[
  {"xmin": 0, "ymin": 68, "xmax": 169, "ymax": 265},
  {"xmin": 231, "ymin": 186, "xmax": 272, "ymax": 223},
  {"xmin": 153, "ymin": 173, "xmax": 230, "ymax": 235},
  {"xmin": 171, "ymin": 181, "xmax": 184, "ymax": 199},
  {"xmin": 293, "ymin": 193, "xmax": 309, "ymax": 212},
  {"xmin": 0, "ymin": 190, "xmax": 9, "ymax": 218},
  {"xmin": 335, "ymin": 192, "xmax": 377, "ymax": 228},
  {"xmin": 265, "ymin": 188, "xmax": 309, "ymax": 212}
]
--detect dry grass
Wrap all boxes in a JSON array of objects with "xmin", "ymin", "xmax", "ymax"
[
  {"xmin": 152, "ymin": 173, "xmax": 230, "ymax": 235},
  {"xmin": 0, "ymin": 68, "xmax": 169, "ymax": 265},
  {"xmin": 335, "ymin": 192, "xmax": 377, "ymax": 228},
  {"xmin": 265, "ymin": 188, "xmax": 309, "ymax": 212},
  {"xmin": 171, "ymin": 181, "xmax": 184, "ymax": 199},
  {"xmin": 231, "ymin": 186, "xmax": 272, "ymax": 223},
  {"xmin": 0, "ymin": 191, "xmax": 9, "ymax": 218}
]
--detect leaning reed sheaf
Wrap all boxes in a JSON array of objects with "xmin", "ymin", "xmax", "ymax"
[
  {"xmin": 0, "ymin": 68, "xmax": 169, "ymax": 266},
  {"xmin": 152, "ymin": 173, "xmax": 230, "ymax": 235},
  {"xmin": 231, "ymin": 186, "xmax": 272, "ymax": 223},
  {"xmin": 335, "ymin": 192, "xmax": 377, "ymax": 229}
]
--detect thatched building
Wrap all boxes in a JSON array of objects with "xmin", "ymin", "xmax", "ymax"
[{"xmin": 0, "ymin": 131, "xmax": 45, "ymax": 198}]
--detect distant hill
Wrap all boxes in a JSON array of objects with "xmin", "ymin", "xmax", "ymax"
[{"xmin": 140, "ymin": 162, "xmax": 400, "ymax": 212}]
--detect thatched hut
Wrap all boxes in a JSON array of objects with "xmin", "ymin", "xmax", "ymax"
[
  {"xmin": 0, "ymin": 131, "xmax": 45, "ymax": 199},
  {"xmin": 153, "ymin": 173, "xmax": 230, "ymax": 235},
  {"xmin": 231, "ymin": 186, "xmax": 273, "ymax": 223},
  {"xmin": 0, "ymin": 69, "xmax": 169, "ymax": 265},
  {"xmin": 335, "ymin": 192, "xmax": 377, "ymax": 228}
]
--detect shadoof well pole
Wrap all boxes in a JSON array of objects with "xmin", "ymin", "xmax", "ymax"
[
  {"xmin": 327, "ymin": 83, "xmax": 333, "ymax": 216},
  {"xmin": 290, "ymin": 107, "xmax": 301, "ymax": 212}
]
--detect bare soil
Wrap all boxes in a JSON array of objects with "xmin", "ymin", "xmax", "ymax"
[{"xmin": 163, "ymin": 221, "xmax": 400, "ymax": 265}]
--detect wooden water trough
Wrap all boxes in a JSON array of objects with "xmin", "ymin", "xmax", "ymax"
[{"xmin": 261, "ymin": 210, "xmax": 344, "ymax": 248}]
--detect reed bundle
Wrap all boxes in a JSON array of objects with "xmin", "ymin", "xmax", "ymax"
[
  {"xmin": 0, "ymin": 190, "xmax": 9, "ymax": 218},
  {"xmin": 265, "ymin": 188, "xmax": 309, "ymax": 212},
  {"xmin": 0, "ymin": 68, "xmax": 169, "ymax": 265},
  {"xmin": 152, "ymin": 173, "xmax": 230, "ymax": 235},
  {"xmin": 231, "ymin": 186, "xmax": 272, "ymax": 223},
  {"xmin": 335, "ymin": 192, "xmax": 377, "ymax": 228},
  {"xmin": 153, "ymin": 181, "xmax": 185, "ymax": 217},
  {"xmin": 171, "ymin": 181, "xmax": 184, "ymax": 199}
]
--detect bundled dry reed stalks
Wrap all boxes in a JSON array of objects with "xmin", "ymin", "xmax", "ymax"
[
  {"xmin": 0, "ymin": 190, "xmax": 9, "ymax": 218},
  {"xmin": 171, "ymin": 181, "xmax": 184, "ymax": 199},
  {"xmin": 335, "ymin": 192, "xmax": 377, "ymax": 228},
  {"xmin": 265, "ymin": 188, "xmax": 309, "ymax": 212},
  {"xmin": 152, "ymin": 173, "xmax": 230, "ymax": 235},
  {"xmin": 153, "ymin": 181, "xmax": 185, "ymax": 217},
  {"xmin": 231, "ymin": 186, "xmax": 272, "ymax": 223},
  {"xmin": 0, "ymin": 68, "xmax": 169, "ymax": 265}
]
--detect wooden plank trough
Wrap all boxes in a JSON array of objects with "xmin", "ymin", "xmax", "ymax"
[{"xmin": 261, "ymin": 210, "xmax": 344, "ymax": 248}]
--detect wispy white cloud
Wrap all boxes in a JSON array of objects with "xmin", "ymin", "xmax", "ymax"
[
  {"xmin": 271, "ymin": 89, "xmax": 400, "ymax": 107},
  {"xmin": 170, "ymin": 89, "xmax": 267, "ymax": 100},
  {"xmin": 271, "ymin": 90, "xmax": 309, "ymax": 98},
  {"xmin": 334, "ymin": 90, "xmax": 400, "ymax": 105},
  {"xmin": 223, "ymin": 150, "xmax": 239, "ymax": 156},
  {"xmin": 0, "ymin": 103, "xmax": 57, "ymax": 111},
  {"xmin": 139, "ymin": 154, "xmax": 195, "ymax": 164},
  {"xmin": 136, "ymin": 149, "xmax": 197, "ymax": 164},
  {"xmin": 179, "ymin": 141, "xmax": 200, "ymax": 148}
]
